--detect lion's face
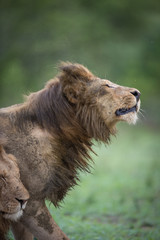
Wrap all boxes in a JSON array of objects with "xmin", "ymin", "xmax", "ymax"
[
  {"xmin": 95, "ymin": 78, "xmax": 141, "ymax": 127},
  {"xmin": 0, "ymin": 147, "xmax": 29, "ymax": 221},
  {"xmin": 59, "ymin": 63, "xmax": 141, "ymax": 133}
]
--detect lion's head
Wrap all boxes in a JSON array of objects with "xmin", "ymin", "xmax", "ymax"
[
  {"xmin": 0, "ymin": 146, "xmax": 29, "ymax": 221},
  {"xmin": 58, "ymin": 63, "xmax": 140, "ymax": 136}
]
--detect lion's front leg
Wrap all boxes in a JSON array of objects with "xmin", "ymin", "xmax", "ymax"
[
  {"xmin": 21, "ymin": 200, "xmax": 70, "ymax": 240},
  {"xmin": 11, "ymin": 221, "xmax": 34, "ymax": 240}
]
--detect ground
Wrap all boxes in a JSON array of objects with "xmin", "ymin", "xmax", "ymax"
[{"xmin": 9, "ymin": 123, "xmax": 160, "ymax": 240}]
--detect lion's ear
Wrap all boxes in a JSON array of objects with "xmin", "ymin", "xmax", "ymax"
[
  {"xmin": 59, "ymin": 62, "xmax": 93, "ymax": 80},
  {"xmin": 63, "ymin": 86, "xmax": 79, "ymax": 104},
  {"xmin": 59, "ymin": 62, "xmax": 93, "ymax": 104}
]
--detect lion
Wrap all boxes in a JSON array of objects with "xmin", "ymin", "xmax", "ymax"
[
  {"xmin": 0, "ymin": 63, "xmax": 140, "ymax": 240},
  {"xmin": 0, "ymin": 145, "xmax": 29, "ymax": 240}
]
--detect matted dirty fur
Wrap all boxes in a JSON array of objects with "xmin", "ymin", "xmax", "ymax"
[
  {"xmin": 0, "ymin": 63, "xmax": 140, "ymax": 240},
  {"xmin": 0, "ymin": 145, "xmax": 29, "ymax": 240}
]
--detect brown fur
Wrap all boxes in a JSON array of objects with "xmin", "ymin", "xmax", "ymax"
[
  {"xmin": 0, "ymin": 145, "xmax": 29, "ymax": 240},
  {"xmin": 0, "ymin": 216, "xmax": 9, "ymax": 240},
  {"xmin": 0, "ymin": 63, "xmax": 140, "ymax": 240}
]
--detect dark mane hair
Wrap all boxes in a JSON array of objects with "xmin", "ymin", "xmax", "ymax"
[{"xmin": 17, "ymin": 77, "xmax": 111, "ymax": 141}]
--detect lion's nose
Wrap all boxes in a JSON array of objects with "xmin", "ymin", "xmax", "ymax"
[
  {"xmin": 131, "ymin": 90, "xmax": 141, "ymax": 102},
  {"xmin": 16, "ymin": 198, "xmax": 28, "ymax": 208}
]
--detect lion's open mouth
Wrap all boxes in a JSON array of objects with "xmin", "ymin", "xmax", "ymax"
[
  {"xmin": 0, "ymin": 210, "xmax": 15, "ymax": 215},
  {"xmin": 0, "ymin": 210, "xmax": 24, "ymax": 221},
  {"xmin": 115, "ymin": 105, "xmax": 137, "ymax": 116},
  {"xmin": 0, "ymin": 211, "xmax": 5, "ymax": 215}
]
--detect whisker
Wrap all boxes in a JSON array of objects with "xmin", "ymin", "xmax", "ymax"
[
  {"xmin": 140, "ymin": 108, "xmax": 146, "ymax": 113},
  {"xmin": 138, "ymin": 109, "xmax": 146, "ymax": 120}
]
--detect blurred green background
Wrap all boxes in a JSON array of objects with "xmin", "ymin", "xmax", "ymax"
[
  {"xmin": 1, "ymin": 1, "xmax": 160, "ymax": 239},
  {"xmin": 0, "ymin": 0, "xmax": 160, "ymax": 127}
]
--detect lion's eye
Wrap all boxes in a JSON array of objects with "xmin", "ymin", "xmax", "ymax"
[{"xmin": 105, "ymin": 84, "xmax": 114, "ymax": 88}]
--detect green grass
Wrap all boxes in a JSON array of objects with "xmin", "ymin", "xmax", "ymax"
[
  {"xmin": 47, "ymin": 124, "xmax": 160, "ymax": 240},
  {"xmin": 9, "ymin": 123, "xmax": 160, "ymax": 239}
]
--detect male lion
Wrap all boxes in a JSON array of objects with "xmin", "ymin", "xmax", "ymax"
[
  {"xmin": 0, "ymin": 145, "xmax": 29, "ymax": 240},
  {"xmin": 0, "ymin": 63, "xmax": 140, "ymax": 240}
]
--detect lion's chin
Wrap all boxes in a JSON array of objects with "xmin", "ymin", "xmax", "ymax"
[
  {"xmin": 116, "ymin": 100, "xmax": 140, "ymax": 125},
  {"xmin": 121, "ymin": 111, "xmax": 138, "ymax": 125},
  {"xmin": 3, "ymin": 210, "xmax": 23, "ymax": 221}
]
